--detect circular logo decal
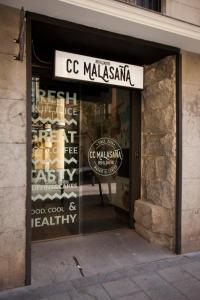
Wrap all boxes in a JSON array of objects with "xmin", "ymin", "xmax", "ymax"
[{"xmin": 88, "ymin": 138, "xmax": 123, "ymax": 176}]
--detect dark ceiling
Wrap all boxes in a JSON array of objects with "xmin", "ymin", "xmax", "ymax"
[{"xmin": 31, "ymin": 13, "xmax": 179, "ymax": 70}]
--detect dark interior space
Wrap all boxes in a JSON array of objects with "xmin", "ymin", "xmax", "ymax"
[{"xmin": 30, "ymin": 13, "xmax": 179, "ymax": 72}]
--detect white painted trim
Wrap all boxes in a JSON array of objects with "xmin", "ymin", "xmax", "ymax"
[
  {"xmin": 0, "ymin": 0, "xmax": 200, "ymax": 53},
  {"xmin": 59, "ymin": 0, "xmax": 200, "ymax": 39}
]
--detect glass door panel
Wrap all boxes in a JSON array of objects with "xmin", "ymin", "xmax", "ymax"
[
  {"xmin": 80, "ymin": 85, "xmax": 131, "ymax": 234},
  {"xmin": 31, "ymin": 77, "xmax": 80, "ymax": 240},
  {"xmin": 31, "ymin": 77, "xmax": 131, "ymax": 240}
]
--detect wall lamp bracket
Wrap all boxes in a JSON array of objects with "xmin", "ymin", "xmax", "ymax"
[{"xmin": 13, "ymin": 7, "xmax": 25, "ymax": 62}]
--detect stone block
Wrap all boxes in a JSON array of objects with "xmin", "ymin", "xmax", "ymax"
[
  {"xmin": 182, "ymin": 179, "xmax": 200, "ymax": 210},
  {"xmin": 144, "ymin": 56, "xmax": 175, "ymax": 88},
  {"xmin": 182, "ymin": 240, "xmax": 200, "ymax": 254},
  {"xmin": 0, "ymin": 230, "xmax": 25, "ymax": 290},
  {"xmin": 182, "ymin": 146, "xmax": 200, "ymax": 179},
  {"xmin": 0, "ymin": 99, "xmax": 26, "ymax": 143},
  {"xmin": 183, "ymin": 115, "xmax": 200, "ymax": 147},
  {"xmin": 175, "ymin": 0, "xmax": 200, "ymax": 9},
  {"xmin": 151, "ymin": 206, "xmax": 173, "ymax": 236},
  {"xmin": 141, "ymin": 178, "xmax": 147, "ymax": 200},
  {"xmin": 182, "ymin": 51, "xmax": 200, "ymax": 85},
  {"xmin": 0, "ymin": 254, "xmax": 25, "ymax": 291},
  {"xmin": 142, "ymin": 133, "xmax": 176, "ymax": 156},
  {"xmin": 142, "ymin": 156, "xmax": 176, "ymax": 183},
  {"xmin": 182, "ymin": 83, "xmax": 200, "ymax": 117},
  {"xmin": 134, "ymin": 199, "xmax": 153, "ymax": 229},
  {"xmin": 142, "ymin": 107, "xmax": 175, "ymax": 134},
  {"xmin": 167, "ymin": 1, "xmax": 200, "ymax": 26},
  {"xmin": 0, "ymin": 53, "xmax": 26, "ymax": 100},
  {"xmin": 0, "ymin": 143, "xmax": 26, "ymax": 188},
  {"xmin": 182, "ymin": 209, "xmax": 200, "ymax": 242},
  {"xmin": 146, "ymin": 180, "xmax": 175, "ymax": 209},
  {"xmin": 0, "ymin": 187, "xmax": 26, "ymax": 232},
  {"xmin": 155, "ymin": 157, "xmax": 176, "ymax": 182},
  {"xmin": 0, "ymin": 4, "xmax": 19, "ymax": 55},
  {"xmin": 134, "ymin": 200, "xmax": 173, "ymax": 236},
  {"xmin": 143, "ymin": 79, "xmax": 175, "ymax": 111},
  {"xmin": 0, "ymin": 229, "xmax": 25, "ymax": 259},
  {"xmin": 135, "ymin": 223, "xmax": 173, "ymax": 249},
  {"xmin": 141, "ymin": 158, "xmax": 156, "ymax": 180},
  {"xmin": 145, "ymin": 180, "xmax": 162, "ymax": 206}
]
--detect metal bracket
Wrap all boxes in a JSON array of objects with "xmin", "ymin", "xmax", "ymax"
[{"xmin": 13, "ymin": 7, "xmax": 25, "ymax": 62}]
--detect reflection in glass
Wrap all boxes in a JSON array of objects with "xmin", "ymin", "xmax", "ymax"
[
  {"xmin": 31, "ymin": 77, "xmax": 80, "ymax": 240},
  {"xmin": 31, "ymin": 78, "xmax": 131, "ymax": 240},
  {"xmin": 80, "ymin": 86, "xmax": 131, "ymax": 233}
]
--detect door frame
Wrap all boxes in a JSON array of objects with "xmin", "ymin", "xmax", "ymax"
[{"xmin": 25, "ymin": 11, "xmax": 181, "ymax": 286}]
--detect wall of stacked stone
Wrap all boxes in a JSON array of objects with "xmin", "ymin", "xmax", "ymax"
[
  {"xmin": 134, "ymin": 56, "xmax": 176, "ymax": 250},
  {"xmin": 0, "ymin": 5, "xmax": 26, "ymax": 290},
  {"xmin": 182, "ymin": 51, "xmax": 200, "ymax": 253}
]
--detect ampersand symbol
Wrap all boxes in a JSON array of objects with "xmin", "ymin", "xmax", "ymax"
[{"xmin": 69, "ymin": 202, "xmax": 76, "ymax": 211}]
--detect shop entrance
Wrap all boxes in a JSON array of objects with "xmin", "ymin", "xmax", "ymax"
[
  {"xmin": 25, "ymin": 12, "xmax": 181, "ymax": 287},
  {"xmin": 31, "ymin": 77, "xmax": 136, "ymax": 241}
]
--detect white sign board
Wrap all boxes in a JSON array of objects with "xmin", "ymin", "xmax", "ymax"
[{"xmin": 54, "ymin": 50, "xmax": 143, "ymax": 89}]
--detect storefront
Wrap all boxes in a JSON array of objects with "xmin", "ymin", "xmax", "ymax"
[
  {"xmin": 25, "ymin": 12, "xmax": 180, "ymax": 247},
  {"xmin": 29, "ymin": 15, "xmax": 143, "ymax": 241},
  {"xmin": 4, "ymin": 0, "xmax": 200, "ymax": 290}
]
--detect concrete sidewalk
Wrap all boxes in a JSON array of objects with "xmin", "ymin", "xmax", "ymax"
[
  {"xmin": 1, "ymin": 229, "xmax": 200, "ymax": 300},
  {"xmin": 1, "ymin": 252, "xmax": 200, "ymax": 299}
]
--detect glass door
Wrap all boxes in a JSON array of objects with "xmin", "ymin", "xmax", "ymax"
[
  {"xmin": 31, "ymin": 77, "xmax": 131, "ymax": 241},
  {"xmin": 80, "ymin": 84, "xmax": 131, "ymax": 234}
]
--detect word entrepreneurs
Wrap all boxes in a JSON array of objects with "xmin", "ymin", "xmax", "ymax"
[
  {"xmin": 66, "ymin": 59, "xmax": 135, "ymax": 86},
  {"xmin": 32, "ymin": 214, "xmax": 77, "ymax": 228}
]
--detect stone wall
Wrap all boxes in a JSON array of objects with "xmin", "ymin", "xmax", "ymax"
[
  {"xmin": 182, "ymin": 51, "xmax": 200, "ymax": 253},
  {"xmin": 0, "ymin": 4, "xmax": 27, "ymax": 290},
  {"xmin": 164, "ymin": 0, "xmax": 200, "ymax": 26},
  {"xmin": 134, "ymin": 56, "xmax": 176, "ymax": 250}
]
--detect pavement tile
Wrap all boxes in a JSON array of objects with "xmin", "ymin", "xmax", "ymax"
[
  {"xmin": 132, "ymin": 273, "xmax": 187, "ymax": 300},
  {"xmin": 118, "ymin": 291, "xmax": 150, "ymax": 300},
  {"xmin": 69, "ymin": 285, "xmax": 111, "ymax": 300},
  {"xmin": 158, "ymin": 266, "xmax": 192, "ymax": 283},
  {"xmin": 103, "ymin": 278, "xmax": 141, "ymax": 298},
  {"xmin": 138, "ymin": 260, "xmax": 172, "ymax": 273},
  {"xmin": 164, "ymin": 256, "xmax": 190, "ymax": 267},
  {"xmin": 71, "ymin": 267, "xmax": 139, "ymax": 290},
  {"xmin": 41, "ymin": 293, "xmax": 71, "ymax": 300},
  {"xmin": 132, "ymin": 273, "xmax": 169, "ymax": 290},
  {"xmin": 144, "ymin": 287, "xmax": 187, "ymax": 300},
  {"xmin": 0, "ymin": 292, "xmax": 29, "ymax": 300},
  {"xmin": 173, "ymin": 277, "xmax": 200, "ymax": 300},
  {"xmin": 182, "ymin": 261, "xmax": 200, "ymax": 280}
]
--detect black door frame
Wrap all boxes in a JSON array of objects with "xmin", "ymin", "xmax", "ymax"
[{"xmin": 25, "ymin": 11, "xmax": 182, "ymax": 286}]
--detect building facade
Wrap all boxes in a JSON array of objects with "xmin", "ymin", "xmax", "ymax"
[{"xmin": 0, "ymin": 0, "xmax": 200, "ymax": 291}]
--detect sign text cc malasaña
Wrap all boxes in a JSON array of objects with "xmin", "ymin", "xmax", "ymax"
[{"xmin": 54, "ymin": 50, "xmax": 143, "ymax": 89}]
